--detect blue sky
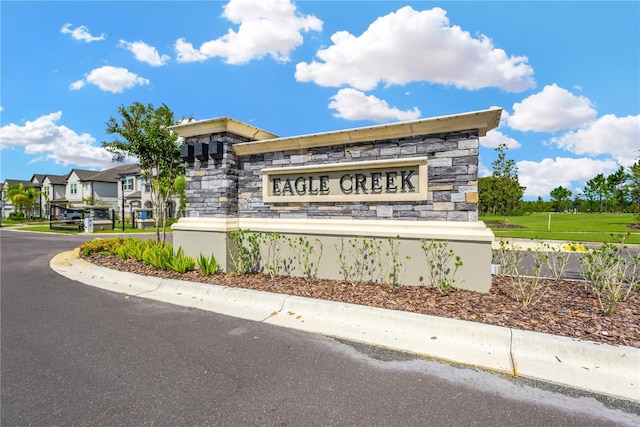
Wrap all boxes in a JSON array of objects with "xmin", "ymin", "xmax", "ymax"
[{"xmin": 1, "ymin": 0, "xmax": 638, "ymax": 200}]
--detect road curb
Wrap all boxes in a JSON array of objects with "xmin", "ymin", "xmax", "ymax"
[{"xmin": 50, "ymin": 250, "xmax": 640, "ymax": 402}]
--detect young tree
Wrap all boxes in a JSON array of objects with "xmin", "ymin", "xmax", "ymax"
[
  {"xmin": 491, "ymin": 144, "xmax": 525, "ymax": 224},
  {"xmin": 102, "ymin": 102, "xmax": 183, "ymax": 243},
  {"xmin": 549, "ymin": 186, "xmax": 572, "ymax": 212}
]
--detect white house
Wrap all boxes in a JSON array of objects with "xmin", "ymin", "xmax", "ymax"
[{"xmin": 3, "ymin": 164, "xmax": 181, "ymax": 220}]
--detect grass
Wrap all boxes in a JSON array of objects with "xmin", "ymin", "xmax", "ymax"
[
  {"xmin": 10, "ymin": 222, "xmax": 162, "ymax": 234},
  {"xmin": 481, "ymin": 212, "xmax": 640, "ymax": 244}
]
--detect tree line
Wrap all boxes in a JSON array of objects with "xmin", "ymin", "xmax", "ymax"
[{"xmin": 479, "ymin": 144, "xmax": 640, "ymax": 221}]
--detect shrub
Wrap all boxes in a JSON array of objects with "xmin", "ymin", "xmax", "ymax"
[
  {"xmin": 79, "ymin": 238, "xmax": 125, "ymax": 256},
  {"xmin": 8, "ymin": 212, "xmax": 25, "ymax": 221},
  {"xmin": 579, "ymin": 241, "xmax": 637, "ymax": 315},
  {"xmin": 169, "ymin": 247, "xmax": 195, "ymax": 273},
  {"xmin": 260, "ymin": 232, "xmax": 286, "ymax": 278},
  {"xmin": 420, "ymin": 239, "xmax": 463, "ymax": 294},
  {"xmin": 229, "ymin": 229, "xmax": 261, "ymax": 274},
  {"xmin": 289, "ymin": 236, "xmax": 323, "ymax": 283},
  {"xmin": 336, "ymin": 237, "xmax": 378, "ymax": 286},
  {"xmin": 143, "ymin": 241, "xmax": 174, "ymax": 270},
  {"xmin": 493, "ymin": 240, "xmax": 547, "ymax": 306},
  {"xmin": 375, "ymin": 236, "xmax": 409, "ymax": 291}
]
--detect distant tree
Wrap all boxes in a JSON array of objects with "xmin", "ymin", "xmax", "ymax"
[
  {"xmin": 584, "ymin": 173, "xmax": 608, "ymax": 213},
  {"xmin": 572, "ymin": 191, "xmax": 583, "ymax": 212},
  {"xmin": 3, "ymin": 183, "xmax": 45, "ymax": 220},
  {"xmin": 490, "ymin": 144, "xmax": 525, "ymax": 224},
  {"xmin": 628, "ymin": 160, "xmax": 640, "ymax": 223},
  {"xmin": 628, "ymin": 160, "xmax": 640, "ymax": 209},
  {"xmin": 478, "ymin": 176, "xmax": 497, "ymax": 215},
  {"xmin": 102, "ymin": 102, "xmax": 183, "ymax": 243},
  {"xmin": 550, "ymin": 186, "xmax": 573, "ymax": 212},
  {"xmin": 606, "ymin": 166, "xmax": 630, "ymax": 212}
]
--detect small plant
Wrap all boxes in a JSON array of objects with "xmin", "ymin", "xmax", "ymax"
[
  {"xmin": 143, "ymin": 241, "xmax": 174, "ymax": 270},
  {"xmin": 493, "ymin": 240, "xmax": 525, "ymax": 277},
  {"xmin": 579, "ymin": 241, "xmax": 636, "ymax": 315},
  {"xmin": 260, "ymin": 232, "xmax": 286, "ymax": 279},
  {"xmin": 336, "ymin": 238, "xmax": 355, "ymax": 284},
  {"xmin": 197, "ymin": 252, "xmax": 220, "ymax": 276},
  {"xmin": 289, "ymin": 236, "xmax": 323, "ymax": 283},
  {"xmin": 335, "ymin": 237, "xmax": 378, "ymax": 285},
  {"xmin": 494, "ymin": 240, "xmax": 547, "ymax": 307},
  {"xmin": 124, "ymin": 238, "xmax": 147, "ymax": 262},
  {"xmin": 512, "ymin": 248, "xmax": 547, "ymax": 307},
  {"xmin": 375, "ymin": 236, "xmax": 409, "ymax": 291},
  {"xmin": 229, "ymin": 229, "xmax": 261, "ymax": 274},
  {"xmin": 79, "ymin": 237, "xmax": 125, "ymax": 256},
  {"xmin": 420, "ymin": 239, "xmax": 463, "ymax": 294},
  {"xmin": 169, "ymin": 247, "xmax": 195, "ymax": 274},
  {"xmin": 534, "ymin": 240, "xmax": 570, "ymax": 281}
]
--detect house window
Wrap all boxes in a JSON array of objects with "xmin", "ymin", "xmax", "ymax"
[
  {"xmin": 140, "ymin": 177, "xmax": 150, "ymax": 193},
  {"xmin": 124, "ymin": 178, "xmax": 133, "ymax": 191},
  {"xmin": 84, "ymin": 183, "xmax": 90, "ymax": 190},
  {"xmin": 70, "ymin": 184, "xmax": 77, "ymax": 194},
  {"xmin": 44, "ymin": 186, "xmax": 50, "ymax": 197}
]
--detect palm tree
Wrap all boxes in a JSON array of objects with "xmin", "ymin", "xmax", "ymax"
[{"xmin": 3, "ymin": 183, "xmax": 46, "ymax": 220}]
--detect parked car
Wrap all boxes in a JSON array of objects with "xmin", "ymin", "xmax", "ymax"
[{"xmin": 58, "ymin": 208, "xmax": 83, "ymax": 223}]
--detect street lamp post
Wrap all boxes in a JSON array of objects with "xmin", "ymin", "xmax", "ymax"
[{"xmin": 120, "ymin": 176, "xmax": 126, "ymax": 232}]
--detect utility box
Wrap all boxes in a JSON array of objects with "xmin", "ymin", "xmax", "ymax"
[{"xmin": 84, "ymin": 217, "xmax": 94, "ymax": 233}]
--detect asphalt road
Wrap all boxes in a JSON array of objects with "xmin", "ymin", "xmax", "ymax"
[{"xmin": 2, "ymin": 229, "xmax": 639, "ymax": 426}]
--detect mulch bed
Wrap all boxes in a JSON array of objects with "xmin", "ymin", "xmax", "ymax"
[{"xmin": 85, "ymin": 254, "xmax": 640, "ymax": 348}]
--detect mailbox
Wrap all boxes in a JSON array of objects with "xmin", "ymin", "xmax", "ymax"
[
  {"xmin": 180, "ymin": 144, "xmax": 194, "ymax": 162},
  {"xmin": 194, "ymin": 143, "xmax": 209, "ymax": 161}
]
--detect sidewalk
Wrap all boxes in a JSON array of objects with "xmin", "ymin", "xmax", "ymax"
[{"xmin": 50, "ymin": 249, "xmax": 640, "ymax": 403}]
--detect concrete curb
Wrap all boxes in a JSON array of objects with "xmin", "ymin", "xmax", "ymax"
[{"xmin": 50, "ymin": 251, "xmax": 640, "ymax": 402}]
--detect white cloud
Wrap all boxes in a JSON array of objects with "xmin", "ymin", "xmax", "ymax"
[
  {"xmin": 0, "ymin": 111, "xmax": 114, "ymax": 169},
  {"xmin": 295, "ymin": 6, "xmax": 535, "ymax": 92},
  {"xmin": 69, "ymin": 80, "xmax": 85, "ymax": 91},
  {"xmin": 517, "ymin": 157, "xmax": 618, "ymax": 198},
  {"xmin": 71, "ymin": 66, "xmax": 149, "ymax": 93},
  {"xmin": 482, "ymin": 129, "xmax": 521, "ymax": 149},
  {"xmin": 174, "ymin": 38, "xmax": 208, "ymax": 62},
  {"xmin": 60, "ymin": 23, "xmax": 105, "ymax": 43},
  {"xmin": 328, "ymin": 88, "xmax": 420, "ymax": 122},
  {"xmin": 549, "ymin": 114, "xmax": 640, "ymax": 166},
  {"xmin": 118, "ymin": 40, "xmax": 170, "ymax": 66},
  {"xmin": 175, "ymin": 0, "xmax": 322, "ymax": 64},
  {"xmin": 507, "ymin": 84, "xmax": 597, "ymax": 132}
]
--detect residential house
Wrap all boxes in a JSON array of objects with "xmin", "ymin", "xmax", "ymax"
[
  {"xmin": 3, "ymin": 163, "xmax": 181, "ymax": 220},
  {"xmin": 42, "ymin": 174, "xmax": 73, "ymax": 217},
  {"xmin": 1, "ymin": 179, "xmax": 41, "ymax": 218}
]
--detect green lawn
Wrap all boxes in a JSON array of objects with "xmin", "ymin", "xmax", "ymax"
[
  {"xmin": 10, "ymin": 223, "xmax": 161, "ymax": 234},
  {"xmin": 481, "ymin": 213, "xmax": 640, "ymax": 244}
]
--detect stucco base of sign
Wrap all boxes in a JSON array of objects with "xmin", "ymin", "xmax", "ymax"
[{"xmin": 173, "ymin": 217, "xmax": 495, "ymax": 293}]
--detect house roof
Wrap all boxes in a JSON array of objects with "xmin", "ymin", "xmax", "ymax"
[
  {"xmin": 64, "ymin": 164, "xmax": 142, "ymax": 184},
  {"xmin": 44, "ymin": 174, "xmax": 68, "ymax": 185},
  {"xmin": 93, "ymin": 164, "xmax": 141, "ymax": 182},
  {"xmin": 31, "ymin": 174, "xmax": 46, "ymax": 184},
  {"xmin": 125, "ymin": 191, "xmax": 142, "ymax": 199},
  {"xmin": 67, "ymin": 169, "xmax": 101, "ymax": 181},
  {"xmin": 3, "ymin": 179, "xmax": 39, "ymax": 188}
]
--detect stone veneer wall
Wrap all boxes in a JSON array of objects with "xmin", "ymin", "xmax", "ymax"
[{"xmin": 184, "ymin": 130, "xmax": 480, "ymax": 221}]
